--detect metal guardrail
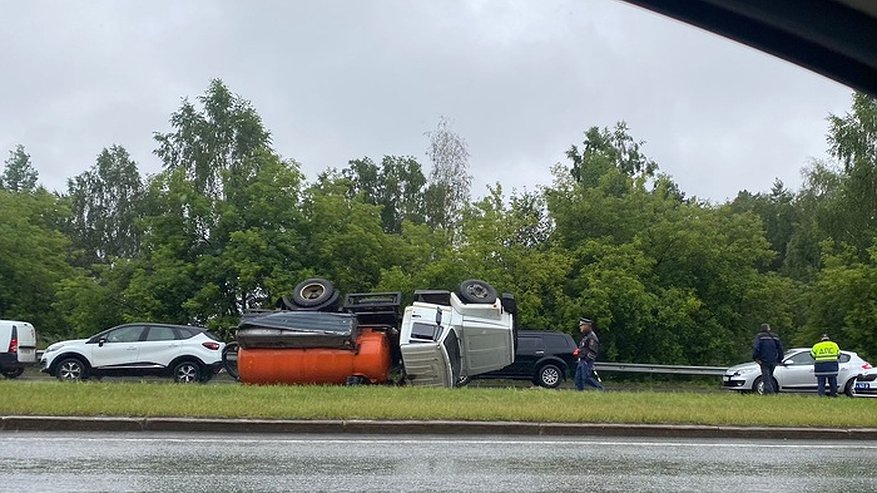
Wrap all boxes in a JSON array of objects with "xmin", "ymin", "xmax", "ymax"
[{"xmin": 595, "ymin": 362, "xmax": 728, "ymax": 376}]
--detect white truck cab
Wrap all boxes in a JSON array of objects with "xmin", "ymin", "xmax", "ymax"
[{"xmin": 399, "ymin": 282, "xmax": 516, "ymax": 387}]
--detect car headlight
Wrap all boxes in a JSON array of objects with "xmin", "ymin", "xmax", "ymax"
[
  {"xmin": 44, "ymin": 344, "xmax": 63, "ymax": 354},
  {"xmin": 730, "ymin": 367, "xmax": 757, "ymax": 376}
]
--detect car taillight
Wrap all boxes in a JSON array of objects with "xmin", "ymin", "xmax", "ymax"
[
  {"xmin": 863, "ymin": 363, "xmax": 873, "ymax": 370},
  {"xmin": 202, "ymin": 342, "xmax": 220, "ymax": 350},
  {"xmin": 8, "ymin": 337, "xmax": 17, "ymax": 353}
]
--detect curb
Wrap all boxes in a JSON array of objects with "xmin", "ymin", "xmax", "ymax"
[{"xmin": 2, "ymin": 416, "xmax": 876, "ymax": 440}]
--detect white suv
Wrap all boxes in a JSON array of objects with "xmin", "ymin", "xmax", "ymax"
[{"xmin": 41, "ymin": 323, "xmax": 225, "ymax": 383}]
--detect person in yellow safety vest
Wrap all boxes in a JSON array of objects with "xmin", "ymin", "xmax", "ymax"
[{"xmin": 811, "ymin": 334, "xmax": 841, "ymax": 397}]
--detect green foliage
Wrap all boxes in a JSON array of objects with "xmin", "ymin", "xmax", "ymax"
[
  {"xmin": 1, "ymin": 145, "xmax": 39, "ymax": 192},
  {"xmin": 66, "ymin": 145, "xmax": 144, "ymax": 267},
  {"xmin": 0, "ymin": 190, "xmax": 72, "ymax": 339},
  {"xmin": 339, "ymin": 155, "xmax": 427, "ymax": 233},
  {"xmin": 796, "ymin": 246, "xmax": 877, "ymax": 360}
]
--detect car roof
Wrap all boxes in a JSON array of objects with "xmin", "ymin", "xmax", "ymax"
[
  {"xmin": 518, "ymin": 330, "xmax": 572, "ymax": 336},
  {"xmin": 96, "ymin": 323, "xmax": 207, "ymax": 335},
  {"xmin": 619, "ymin": 0, "xmax": 877, "ymax": 96},
  {"xmin": 787, "ymin": 347, "xmax": 857, "ymax": 356}
]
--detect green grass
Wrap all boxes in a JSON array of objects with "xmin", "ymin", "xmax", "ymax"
[{"xmin": 0, "ymin": 380, "xmax": 874, "ymax": 428}]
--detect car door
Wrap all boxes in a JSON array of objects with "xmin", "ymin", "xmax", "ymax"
[
  {"xmin": 90, "ymin": 325, "xmax": 146, "ymax": 368},
  {"xmin": 503, "ymin": 336, "xmax": 544, "ymax": 377},
  {"xmin": 137, "ymin": 326, "xmax": 184, "ymax": 368},
  {"xmin": 776, "ymin": 350, "xmax": 816, "ymax": 391}
]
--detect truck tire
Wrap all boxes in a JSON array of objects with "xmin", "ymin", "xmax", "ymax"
[
  {"xmin": 457, "ymin": 279, "xmax": 497, "ymax": 304},
  {"xmin": 2, "ymin": 368, "xmax": 24, "ymax": 379},
  {"xmin": 222, "ymin": 342, "xmax": 239, "ymax": 380},
  {"xmin": 291, "ymin": 278, "xmax": 336, "ymax": 308}
]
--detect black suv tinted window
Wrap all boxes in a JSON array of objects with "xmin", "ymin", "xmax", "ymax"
[
  {"xmin": 544, "ymin": 333, "xmax": 574, "ymax": 350},
  {"xmin": 516, "ymin": 336, "xmax": 545, "ymax": 352}
]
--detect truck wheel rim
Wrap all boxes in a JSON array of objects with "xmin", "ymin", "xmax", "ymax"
[{"xmin": 300, "ymin": 284, "xmax": 326, "ymax": 300}]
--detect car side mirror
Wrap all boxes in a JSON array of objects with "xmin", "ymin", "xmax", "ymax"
[
  {"xmin": 781, "ymin": 359, "xmax": 790, "ymax": 366},
  {"xmin": 98, "ymin": 338, "xmax": 107, "ymax": 347}
]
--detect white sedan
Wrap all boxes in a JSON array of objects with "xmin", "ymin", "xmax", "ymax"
[
  {"xmin": 854, "ymin": 368, "xmax": 877, "ymax": 397},
  {"xmin": 722, "ymin": 348, "xmax": 872, "ymax": 396}
]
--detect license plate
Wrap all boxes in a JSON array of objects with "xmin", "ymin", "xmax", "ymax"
[
  {"xmin": 855, "ymin": 382, "xmax": 870, "ymax": 390},
  {"xmin": 17, "ymin": 348, "xmax": 35, "ymax": 363}
]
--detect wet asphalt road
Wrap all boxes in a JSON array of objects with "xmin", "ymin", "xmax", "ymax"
[{"xmin": 1, "ymin": 432, "xmax": 876, "ymax": 493}]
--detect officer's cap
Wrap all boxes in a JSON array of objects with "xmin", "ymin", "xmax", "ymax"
[{"xmin": 579, "ymin": 318, "xmax": 593, "ymax": 326}]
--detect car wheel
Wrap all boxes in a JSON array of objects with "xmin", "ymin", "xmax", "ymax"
[
  {"xmin": 537, "ymin": 364, "xmax": 563, "ymax": 388},
  {"xmin": 291, "ymin": 278, "xmax": 335, "ymax": 308},
  {"xmin": 457, "ymin": 279, "xmax": 498, "ymax": 304},
  {"xmin": 173, "ymin": 360, "xmax": 202, "ymax": 384},
  {"xmin": 753, "ymin": 376, "xmax": 765, "ymax": 395},
  {"xmin": 222, "ymin": 342, "xmax": 239, "ymax": 380},
  {"xmin": 2, "ymin": 368, "xmax": 24, "ymax": 379},
  {"xmin": 57, "ymin": 358, "xmax": 87, "ymax": 381},
  {"xmin": 844, "ymin": 379, "xmax": 857, "ymax": 397}
]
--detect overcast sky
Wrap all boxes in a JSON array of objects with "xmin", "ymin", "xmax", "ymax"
[{"xmin": 0, "ymin": 0, "xmax": 856, "ymax": 202}]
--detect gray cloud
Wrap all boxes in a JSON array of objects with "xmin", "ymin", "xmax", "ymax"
[{"xmin": 0, "ymin": 0, "xmax": 853, "ymax": 201}]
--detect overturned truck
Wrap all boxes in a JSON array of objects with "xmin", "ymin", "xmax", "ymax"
[{"xmin": 223, "ymin": 278, "xmax": 517, "ymax": 387}]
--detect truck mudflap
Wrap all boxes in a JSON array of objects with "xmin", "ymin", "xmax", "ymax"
[{"xmin": 237, "ymin": 329, "xmax": 392, "ymax": 385}]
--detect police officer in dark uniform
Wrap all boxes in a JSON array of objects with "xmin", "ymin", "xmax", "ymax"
[
  {"xmin": 752, "ymin": 323, "xmax": 784, "ymax": 394},
  {"xmin": 574, "ymin": 318, "xmax": 604, "ymax": 391}
]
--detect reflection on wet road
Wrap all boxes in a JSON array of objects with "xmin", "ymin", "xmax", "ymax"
[{"xmin": 1, "ymin": 432, "xmax": 876, "ymax": 492}]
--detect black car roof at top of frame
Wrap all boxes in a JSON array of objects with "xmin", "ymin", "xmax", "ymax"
[{"xmin": 619, "ymin": 0, "xmax": 877, "ymax": 97}]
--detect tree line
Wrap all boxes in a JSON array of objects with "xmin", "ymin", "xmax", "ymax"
[{"xmin": 2, "ymin": 79, "xmax": 875, "ymax": 366}]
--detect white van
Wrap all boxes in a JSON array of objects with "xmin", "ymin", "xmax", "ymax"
[{"xmin": 0, "ymin": 320, "xmax": 38, "ymax": 378}]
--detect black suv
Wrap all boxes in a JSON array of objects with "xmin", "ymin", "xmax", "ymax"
[{"xmin": 471, "ymin": 330, "xmax": 578, "ymax": 388}]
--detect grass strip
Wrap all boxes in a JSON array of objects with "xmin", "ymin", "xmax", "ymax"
[{"xmin": 0, "ymin": 381, "xmax": 874, "ymax": 428}]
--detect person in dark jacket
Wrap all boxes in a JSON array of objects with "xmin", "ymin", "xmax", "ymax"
[
  {"xmin": 574, "ymin": 318, "xmax": 604, "ymax": 391},
  {"xmin": 752, "ymin": 323, "xmax": 784, "ymax": 394}
]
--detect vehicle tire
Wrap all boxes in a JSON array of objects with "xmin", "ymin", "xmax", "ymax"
[
  {"xmin": 276, "ymin": 295, "xmax": 296, "ymax": 310},
  {"xmin": 536, "ymin": 364, "xmax": 563, "ymax": 389},
  {"xmin": 56, "ymin": 357, "xmax": 87, "ymax": 381},
  {"xmin": 291, "ymin": 278, "xmax": 336, "ymax": 308},
  {"xmin": 345, "ymin": 375, "xmax": 368, "ymax": 385},
  {"xmin": 844, "ymin": 378, "xmax": 857, "ymax": 397},
  {"xmin": 752, "ymin": 376, "xmax": 765, "ymax": 395},
  {"xmin": 172, "ymin": 360, "xmax": 202, "ymax": 384},
  {"xmin": 457, "ymin": 279, "xmax": 498, "ymax": 304},
  {"xmin": 2, "ymin": 368, "xmax": 24, "ymax": 379},
  {"xmin": 457, "ymin": 375, "xmax": 472, "ymax": 387},
  {"xmin": 752, "ymin": 376, "xmax": 779, "ymax": 395},
  {"xmin": 222, "ymin": 342, "xmax": 239, "ymax": 380}
]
